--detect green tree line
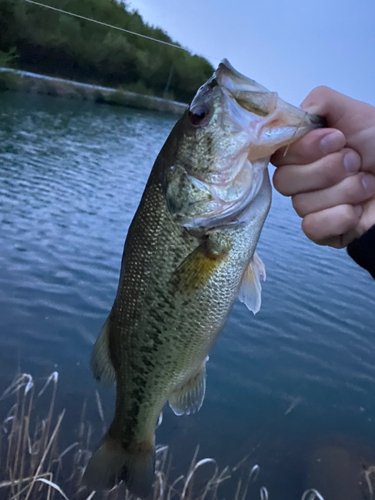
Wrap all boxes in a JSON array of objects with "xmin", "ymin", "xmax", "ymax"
[{"xmin": 0, "ymin": 0, "xmax": 214, "ymax": 102}]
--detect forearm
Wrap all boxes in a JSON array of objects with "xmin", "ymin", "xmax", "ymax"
[{"xmin": 347, "ymin": 224, "xmax": 375, "ymax": 279}]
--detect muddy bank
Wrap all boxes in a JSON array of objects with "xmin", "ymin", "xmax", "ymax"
[{"xmin": 0, "ymin": 68, "xmax": 187, "ymax": 115}]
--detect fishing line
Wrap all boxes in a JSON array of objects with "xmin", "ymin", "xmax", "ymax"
[
  {"xmin": 283, "ymin": 111, "xmax": 308, "ymax": 157},
  {"xmin": 23, "ymin": 0, "xmax": 220, "ymax": 61}
]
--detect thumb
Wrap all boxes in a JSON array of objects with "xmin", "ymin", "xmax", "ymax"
[
  {"xmin": 300, "ymin": 86, "xmax": 375, "ymax": 172},
  {"xmin": 300, "ymin": 86, "xmax": 365, "ymax": 129}
]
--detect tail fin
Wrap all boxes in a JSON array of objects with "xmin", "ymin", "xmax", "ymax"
[{"xmin": 83, "ymin": 432, "xmax": 155, "ymax": 499}]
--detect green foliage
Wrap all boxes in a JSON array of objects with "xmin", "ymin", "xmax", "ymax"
[
  {"xmin": 0, "ymin": 0, "xmax": 214, "ymax": 102},
  {"xmin": 0, "ymin": 47, "xmax": 18, "ymax": 67}
]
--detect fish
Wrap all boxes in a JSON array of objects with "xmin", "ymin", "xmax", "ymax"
[{"xmin": 83, "ymin": 59, "xmax": 325, "ymax": 498}]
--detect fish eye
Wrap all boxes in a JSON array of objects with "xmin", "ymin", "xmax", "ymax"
[{"xmin": 188, "ymin": 105, "xmax": 210, "ymax": 127}]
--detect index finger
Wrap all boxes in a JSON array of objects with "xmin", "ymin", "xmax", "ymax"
[{"xmin": 271, "ymin": 128, "xmax": 346, "ymax": 167}]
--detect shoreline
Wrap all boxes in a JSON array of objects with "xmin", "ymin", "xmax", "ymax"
[{"xmin": 0, "ymin": 68, "xmax": 187, "ymax": 115}]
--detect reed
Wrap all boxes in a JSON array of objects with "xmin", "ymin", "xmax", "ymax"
[{"xmin": 0, "ymin": 372, "xmax": 324, "ymax": 500}]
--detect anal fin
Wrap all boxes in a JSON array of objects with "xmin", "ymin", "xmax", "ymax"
[
  {"xmin": 169, "ymin": 358, "xmax": 208, "ymax": 416},
  {"xmin": 91, "ymin": 316, "xmax": 116, "ymax": 386},
  {"xmin": 238, "ymin": 252, "xmax": 266, "ymax": 315}
]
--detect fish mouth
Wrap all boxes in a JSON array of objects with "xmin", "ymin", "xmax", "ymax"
[
  {"xmin": 308, "ymin": 113, "xmax": 327, "ymax": 127},
  {"xmin": 215, "ymin": 59, "xmax": 326, "ymax": 154}
]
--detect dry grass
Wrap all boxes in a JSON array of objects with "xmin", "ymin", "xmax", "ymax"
[
  {"xmin": 0, "ymin": 372, "xmax": 81, "ymax": 500},
  {"xmin": 0, "ymin": 372, "xmax": 261, "ymax": 500},
  {"xmin": 0, "ymin": 372, "xmax": 324, "ymax": 500}
]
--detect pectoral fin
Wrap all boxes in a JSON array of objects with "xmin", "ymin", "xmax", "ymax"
[
  {"xmin": 169, "ymin": 358, "xmax": 208, "ymax": 416},
  {"xmin": 238, "ymin": 252, "xmax": 266, "ymax": 315},
  {"xmin": 172, "ymin": 238, "xmax": 228, "ymax": 293},
  {"xmin": 91, "ymin": 316, "xmax": 116, "ymax": 386}
]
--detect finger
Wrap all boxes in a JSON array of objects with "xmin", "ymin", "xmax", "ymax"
[
  {"xmin": 301, "ymin": 87, "xmax": 375, "ymax": 172},
  {"xmin": 317, "ymin": 234, "xmax": 355, "ymax": 249},
  {"xmin": 271, "ymin": 128, "xmax": 346, "ymax": 167},
  {"xmin": 301, "ymin": 204, "xmax": 363, "ymax": 245},
  {"xmin": 292, "ymin": 173, "xmax": 375, "ymax": 218},
  {"xmin": 312, "ymin": 227, "xmax": 361, "ymax": 248},
  {"xmin": 358, "ymin": 198, "xmax": 375, "ymax": 235},
  {"xmin": 301, "ymin": 86, "xmax": 366, "ymax": 129},
  {"xmin": 273, "ymin": 148, "xmax": 361, "ymax": 196}
]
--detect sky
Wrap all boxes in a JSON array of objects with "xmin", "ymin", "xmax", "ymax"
[{"xmin": 128, "ymin": 0, "xmax": 375, "ymax": 107}]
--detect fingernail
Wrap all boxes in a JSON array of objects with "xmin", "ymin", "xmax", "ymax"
[
  {"xmin": 343, "ymin": 151, "xmax": 361, "ymax": 173},
  {"xmin": 353, "ymin": 205, "xmax": 363, "ymax": 218},
  {"xmin": 362, "ymin": 174, "xmax": 375, "ymax": 195},
  {"xmin": 300, "ymin": 99, "xmax": 317, "ymax": 112},
  {"xmin": 320, "ymin": 132, "xmax": 345, "ymax": 155}
]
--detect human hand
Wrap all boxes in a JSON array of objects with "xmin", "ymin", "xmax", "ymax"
[{"xmin": 271, "ymin": 86, "xmax": 375, "ymax": 248}]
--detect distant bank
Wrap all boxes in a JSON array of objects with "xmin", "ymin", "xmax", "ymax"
[{"xmin": 0, "ymin": 68, "xmax": 187, "ymax": 116}]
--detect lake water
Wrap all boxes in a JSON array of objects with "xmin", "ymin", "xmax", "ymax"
[{"xmin": 1, "ymin": 92, "xmax": 374, "ymax": 499}]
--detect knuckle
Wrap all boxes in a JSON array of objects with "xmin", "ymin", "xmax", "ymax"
[
  {"xmin": 314, "ymin": 85, "xmax": 331, "ymax": 95},
  {"xmin": 291, "ymin": 194, "xmax": 307, "ymax": 217},
  {"xmin": 312, "ymin": 85, "xmax": 333, "ymax": 100},
  {"xmin": 344, "ymin": 176, "xmax": 363, "ymax": 201},
  {"xmin": 302, "ymin": 214, "xmax": 321, "ymax": 241},
  {"xmin": 306, "ymin": 85, "xmax": 331, "ymax": 103},
  {"xmin": 321, "ymin": 154, "xmax": 342, "ymax": 185},
  {"xmin": 271, "ymin": 148, "xmax": 288, "ymax": 167},
  {"xmin": 340, "ymin": 205, "xmax": 356, "ymax": 226},
  {"xmin": 301, "ymin": 205, "xmax": 358, "ymax": 244},
  {"xmin": 273, "ymin": 168, "xmax": 292, "ymax": 195},
  {"xmin": 272, "ymin": 169, "xmax": 283, "ymax": 192}
]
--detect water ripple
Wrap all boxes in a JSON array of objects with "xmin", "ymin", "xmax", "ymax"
[{"xmin": 1, "ymin": 94, "xmax": 375, "ymax": 496}]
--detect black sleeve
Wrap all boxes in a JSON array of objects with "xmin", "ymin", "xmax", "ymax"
[{"xmin": 347, "ymin": 224, "xmax": 375, "ymax": 279}]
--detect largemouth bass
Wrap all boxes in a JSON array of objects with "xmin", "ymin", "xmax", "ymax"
[{"xmin": 83, "ymin": 60, "xmax": 325, "ymax": 498}]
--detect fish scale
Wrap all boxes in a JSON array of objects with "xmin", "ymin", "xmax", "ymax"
[{"xmin": 83, "ymin": 59, "xmax": 325, "ymax": 498}]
